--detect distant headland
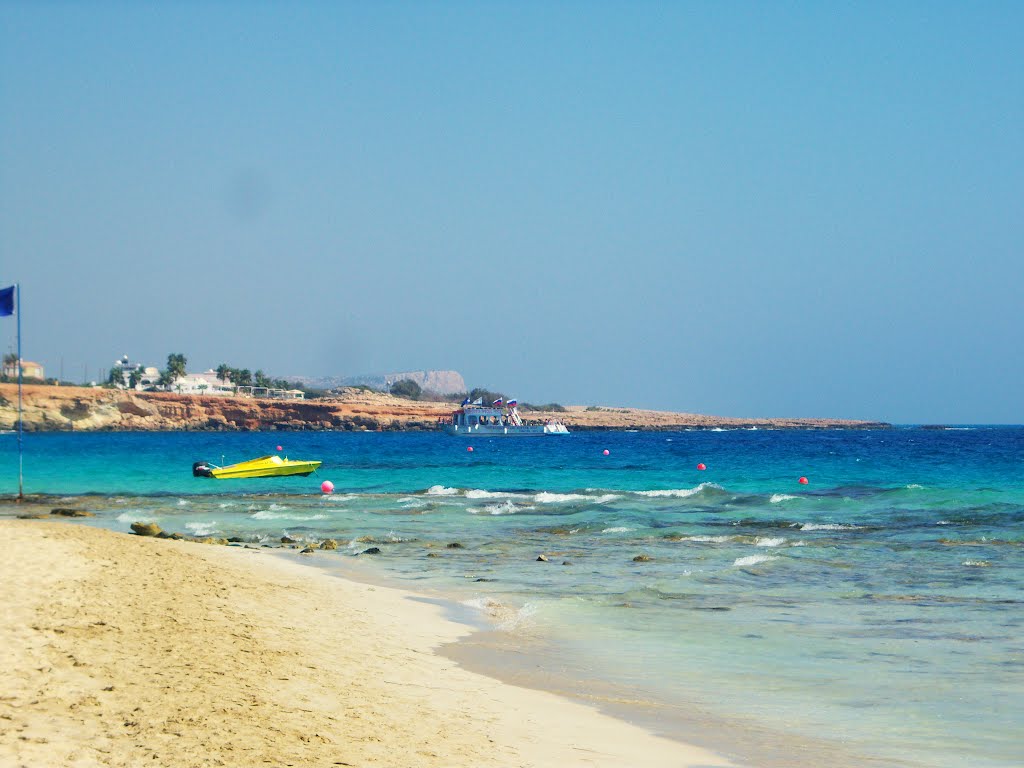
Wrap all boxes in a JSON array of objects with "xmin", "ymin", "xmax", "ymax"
[{"xmin": 0, "ymin": 383, "xmax": 890, "ymax": 432}]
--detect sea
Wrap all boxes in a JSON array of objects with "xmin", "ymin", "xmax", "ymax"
[{"xmin": 1, "ymin": 427, "xmax": 1022, "ymax": 768}]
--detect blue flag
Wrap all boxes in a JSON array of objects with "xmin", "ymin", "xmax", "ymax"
[{"xmin": 0, "ymin": 285, "xmax": 13, "ymax": 317}]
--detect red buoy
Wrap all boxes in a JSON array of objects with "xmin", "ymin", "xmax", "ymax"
[
  {"xmin": 798, "ymin": 476, "xmax": 809, "ymax": 485},
  {"xmin": 697, "ymin": 463, "xmax": 706, "ymax": 471},
  {"xmin": 603, "ymin": 449, "xmax": 610, "ymax": 456},
  {"xmin": 467, "ymin": 446, "xmax": 474, "ymax": 452},
  {"xmin": 276, "ymin": 445, "xmax": 283, "ymax": 451},
  {"xmin": 321, "ymin": 480, "xmax": 334, "ymax": 494}
]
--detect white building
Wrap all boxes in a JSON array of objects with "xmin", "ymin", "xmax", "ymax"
[
  {"xmin": 110, "ymin": 355, "xmax": 158, "ymax": 390},
  {"xmin": 170, "ymin": 370, "xmax": 236, "ymax": 396}
]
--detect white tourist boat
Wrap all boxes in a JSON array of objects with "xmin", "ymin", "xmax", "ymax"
[{"xmin": 440, "ymin": 398, "xmax": 569, "ymax": 437}]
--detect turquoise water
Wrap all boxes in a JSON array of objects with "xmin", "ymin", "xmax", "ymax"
[{"xmin": 2, "ymin": 428, "xmax": 1022, "ymax": 767}]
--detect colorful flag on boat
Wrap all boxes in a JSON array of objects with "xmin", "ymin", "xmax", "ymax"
[
  {"xmin": 472, "ymin": 397, "xmax": 483, "ymax": 405},
  {"xmin": 492, "ymin": 397, "xmax": 503, "ymax": 406},
  {"xmin": 0, "ymin": 286, "xmax": 14, "ymax": 317},
  {"xmin": 507, "ymin": 399, "xmax": 517, "ymax": 407},
  {"xmin": 461, "ymin": 397, "xmax": 471, "ymax": 406}
]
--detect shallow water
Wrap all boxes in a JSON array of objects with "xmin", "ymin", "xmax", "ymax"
[{"xmin": 2, "ymin": 428, "xmax": 1022, "ymax": 767}]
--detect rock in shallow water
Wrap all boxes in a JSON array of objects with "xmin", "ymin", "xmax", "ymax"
[
  {"xmin": 51, "ymin": 508, "xmax": 93, "ymax": 517},
  {"xmin": 130, "ymin": 522, "xmax": 162, "ymax": 537},
  {"xmin": 360, "ymin": 547, "xmax": 382, "ymax": 555}
]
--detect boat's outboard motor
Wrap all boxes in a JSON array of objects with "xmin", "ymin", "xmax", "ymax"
[{"xmin": 193, "ymin": 461, "xmax": 214, "ymax": 478}]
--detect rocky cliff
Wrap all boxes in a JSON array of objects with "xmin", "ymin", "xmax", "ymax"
[
  {"xmin": 0, "ymin": 383, "xmax": 889, "ymax": 432},
  {"xmin": 0, "ymin": 384, "xmax": 450, "ymax": 432}
]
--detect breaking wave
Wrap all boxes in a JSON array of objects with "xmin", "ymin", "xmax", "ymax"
[{"xmin": 635, "ymin": 483, "xmax": 722, "ymax": 498}]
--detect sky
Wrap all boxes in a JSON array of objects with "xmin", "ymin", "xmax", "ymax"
[{"xmin": 1, "ymin": 2, "xmax": 1021, "ymax": 423}]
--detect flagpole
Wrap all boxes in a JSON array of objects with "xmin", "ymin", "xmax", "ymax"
[{"xmin": 16, "ymin": 283, "xmax": 23, "ymax": 502}]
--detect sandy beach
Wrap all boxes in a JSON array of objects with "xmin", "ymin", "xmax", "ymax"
[{"xmin": 0, "ymin": 520, "xmax": 731, "ymax": 768}]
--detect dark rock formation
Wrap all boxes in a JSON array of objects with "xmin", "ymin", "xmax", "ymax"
[{"xmin": 51, "ymin": 508, "xmax": 93, "ymax": 517}]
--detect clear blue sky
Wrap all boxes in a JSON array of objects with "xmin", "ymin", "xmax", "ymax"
[{"xmin": 1, "ymin": 2, "xmax": 1021, "ymax": 423}]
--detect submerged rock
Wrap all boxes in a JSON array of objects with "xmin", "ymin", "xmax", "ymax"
[
  {"xmin": 156, "ymin": 531, "xmax": 184, "ymax": 540},
  {"xmin": 536, "ymin": 554, "xmax": 549, "ymax": 562},
  {"xmin": 281, "ymin": 536, "xmax": 297, "ymax": 544},
  {"xmin": 130, "ymin": 522, "xmax": 162, "ymax": 537},
  {"xmin": 51, "ymin": 508, "xmax": 94, "ymax": 517},
  {"xmin": 300, "ymin": 547, "xmax": 315, "ymax": 554},
  {"xmin": 359, "ymin": 547, "xmax": 382, "ymax": 555},
  {"xmin": 227, "ymin": 537, "xmax": 246, "ymax": 543},
  {"xmin": 632, "ymin": 554, "xmax": 653, "ymax": 562},
  {"xmin": 16, "ymin": 513, "xmax": 48, "ymax": 519},
  {"xmin": 319, "ymin": 539, "xmax": 338, "ymax": 550},
  {"xmin": 446, "ymin": 542, "xmax": 464, "ymax": 549}
]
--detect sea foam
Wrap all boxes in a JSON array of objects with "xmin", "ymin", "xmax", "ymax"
[
  {"xmin": 426, "ymin": 485, "xmax": 460, "ymax": 496},
  {"xmin": 116, "ymin": 512, "xmax": 157, "ymax": 524},
  {"xmin": 734, "ymin": 554, "xmax": 777, "ymax": 567},
  {"xmin": 461, "ymin": 597, "xmax": 538, "ymax": 631},
  {"xmin": 185, "ymin": 521, "xmax": 219, "ymax": 536},
  {"xmin": 534, "ymin": 492, "xmax": 592, "ymax": 503},
  {"xmin": 250, "ymin": 510, "xmax": 328, "ymax": 521}
]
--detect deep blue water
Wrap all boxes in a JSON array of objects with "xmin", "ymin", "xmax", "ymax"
[{"xmin": 2, "ymin": 427, "xmax": 1022, "ymax": 767}]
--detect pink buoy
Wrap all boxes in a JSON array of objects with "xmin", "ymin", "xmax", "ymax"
[
  {"xmin": 276, "ymin": 445, "xmax": 283, "ymax": 451},
  {"xmin": 697, "ymin": 463, "xmax": 706, "ymax": 471},
  {"xmin": 603, "ymin": 449, "xmax": 610, "ymax": 456},
  {"xmin": 467, "ymin": 446, "xmax": 474, "ymax": 452},
  {"xmin": 321, "ymin": 480, "xmax": 334, "ymax": 494},
  {"xmin": 798, "ymin": 476, "xmax": 809, "ymax": 485}
]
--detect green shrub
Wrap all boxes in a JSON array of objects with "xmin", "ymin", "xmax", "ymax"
[{"xmin": 390, "ymin": 379, "xmax": 422, "ymax": 400}]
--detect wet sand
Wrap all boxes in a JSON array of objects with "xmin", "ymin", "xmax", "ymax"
[{"xmin": 0, "ymin": 520, "xmax": 732, "ymax": 767}]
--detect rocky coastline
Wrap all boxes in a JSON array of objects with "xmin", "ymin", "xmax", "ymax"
[{"xmin": 0, "ymin": 383, "xmax": 890, "ymax": 432}]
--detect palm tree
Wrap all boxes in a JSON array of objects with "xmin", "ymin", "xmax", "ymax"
[
  {"xmin": 216, "ymin": 363, "xmax": 232, "ymax": 383},
  {"xmin": 166, "ymin": 353, "xmax": 187, "ymax": 380}
]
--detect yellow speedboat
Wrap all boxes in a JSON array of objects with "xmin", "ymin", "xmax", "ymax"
[{"xmin": 192, "ymin": 455, "xmax": 322, "ymax": 479}]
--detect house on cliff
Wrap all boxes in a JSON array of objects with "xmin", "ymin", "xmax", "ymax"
[
  {"xmin": 110, "ymin": 355, "xmax": 160, "ymax": 390},
  {"xmin": 2, "ymin": 358, "xmax": 44, "ymax": 380}
]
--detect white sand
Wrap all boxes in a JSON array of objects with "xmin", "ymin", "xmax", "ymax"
[{"xmin": 0, "ymin": 521, "xmax": 732, "ymax": 767}]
